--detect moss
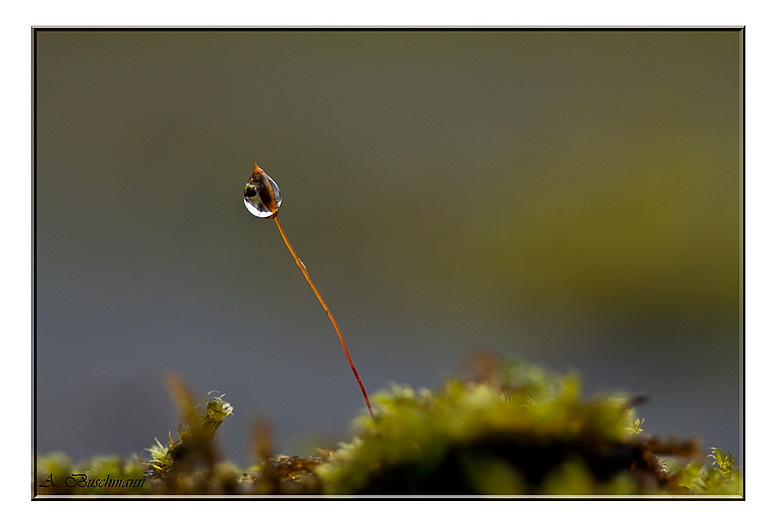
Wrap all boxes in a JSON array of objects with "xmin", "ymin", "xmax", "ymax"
[
  {"xmin": 317, "ymin": 356, "xmax": 740, "ymax": 496},
  {"xmin": 243, "ymin": 455, "xmax": 326, "ymax": 495},
  {"xmin": 317, "ymin": 372, "xmax": 659, "ymax": 494},
  {"xmin": 33, "ymin": 357, "xmax": 742, "ymax": 497},
  {"xmin": 661, "ymin": 448, "xmax": 742, "ymax": 495},
  {"xmin": 145, "ymin": 376, "xmax": 234, "ymax": 483}
]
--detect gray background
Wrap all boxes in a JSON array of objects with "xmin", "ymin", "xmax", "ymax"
[{"xmin": 35, "ymin": 29, "xmax": 742, "ymax": 466}]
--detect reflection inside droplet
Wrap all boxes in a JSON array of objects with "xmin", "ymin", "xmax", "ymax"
[{"xmin": 244, "ymin": 166, "xmax": 282, "ymax": 218}]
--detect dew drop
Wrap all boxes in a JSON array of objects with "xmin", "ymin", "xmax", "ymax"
[{"xmin": 244, "ymin": 163, "xmax": 282, "ymax": 218}]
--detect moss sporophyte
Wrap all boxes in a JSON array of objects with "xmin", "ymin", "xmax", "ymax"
[
  {"xmin": 31, "ymin": 166, "xmax": 742, "ymax": 496},
  {"xmin": 244, "ymin": 162, "xmax": 374, "ymax": 418}
]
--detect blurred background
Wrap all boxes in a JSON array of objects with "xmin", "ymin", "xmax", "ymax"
[{"xmin": 34, "ymin": 29, "xmax": 742, "ymax": 467}]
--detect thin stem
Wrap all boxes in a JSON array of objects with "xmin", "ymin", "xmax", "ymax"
[{"xmin": 273, "ymin": 215, "xmax": 374, "ymax": 419}]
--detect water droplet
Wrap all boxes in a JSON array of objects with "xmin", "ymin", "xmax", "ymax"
[{"xmin": 244, "ymin": 162, "xmax": 282, "ymax": 218}]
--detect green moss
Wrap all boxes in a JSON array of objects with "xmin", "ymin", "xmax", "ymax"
[
  {"xmin": 34, "ymin": 357, "xmax": 742, "ymax": 497},
  {"xmin": 145, "ymin": 378, "xmax": 234, "ymax": 482},
  {"xmin": 662, "ymin": 448, "xmax": 742, "ymax": 496},
  {"xmin": 317, "ymin": 358, "xmax": 740, "ymax": 496}
]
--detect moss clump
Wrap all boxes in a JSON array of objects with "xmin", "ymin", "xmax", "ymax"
[
  {"xmin": 662, "ymin": 447, "xmax": 742, "ymax": 495},
  {"xmin": 317, "ymin": 356, "xmax": 740, "ymax": 496}
]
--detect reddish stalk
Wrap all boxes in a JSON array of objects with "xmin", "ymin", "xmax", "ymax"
[{"xmin": 272, "ymin": 215, "xmax": 374, "ymax": 419}]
